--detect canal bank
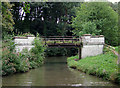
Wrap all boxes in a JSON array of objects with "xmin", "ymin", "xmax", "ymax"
[
  {"xmin": 67, "ymin": 52, "xmax": 120, "ymax": 84},
  {"xmin": 2, "ymin": 56, "xmax": 120, "ymax": 86}
]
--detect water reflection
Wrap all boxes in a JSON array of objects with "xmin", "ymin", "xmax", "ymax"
[
  {"xmin": 2, "ymin": 56, "xmax": 120, "ymax": 86},
  {"xmin": 0, "ymin": 76, "xmax": 2, "ymax": 87}
]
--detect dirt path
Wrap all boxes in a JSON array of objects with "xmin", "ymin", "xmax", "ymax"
[{"xmin": 112, "ymin": 50, "xmax": 120, "ymax": 65}]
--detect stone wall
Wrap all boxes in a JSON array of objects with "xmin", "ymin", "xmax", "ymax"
[
  {"xmin": 14, "ymin": 35, "xmax": 35, "ymax": 52},
  {"xmin": 81, "ymin": 34, "xmax": 104, "ymax": 58}
]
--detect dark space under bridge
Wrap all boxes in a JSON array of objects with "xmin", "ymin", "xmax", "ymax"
[{"xmin": 41, "ymin": 36, "xmax": 82, "ymax": 59}]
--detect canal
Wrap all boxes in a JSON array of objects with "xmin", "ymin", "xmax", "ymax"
[{"xmin": 2, "ymin": 56, "xmax": 120, "ymax": 86}]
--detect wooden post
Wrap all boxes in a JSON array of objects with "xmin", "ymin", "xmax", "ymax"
[
  {"xmin": 45, "ymin": 38, "xmax": 46, "ymax": 45},
  {"xmin": 78, "ymin": 47, "xmax": 81, "ymax": 60},
  {"xmin": 54, "ymin": 40, "xmax": 55, "ymax": 44}
]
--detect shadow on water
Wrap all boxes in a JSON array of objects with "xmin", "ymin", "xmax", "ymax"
[{"xmin": 2, "ymin": 56, "xmax": 120, "ymax": 87}]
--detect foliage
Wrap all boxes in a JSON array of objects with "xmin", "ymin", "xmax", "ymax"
[
  {"xmin": 2, "ymin": 2, "xmax": 15, "ymax": 33},
  {"xmin": 0, "ymin": 2, "xmax": 2, "ymax": 35},
  {"xmin": 2, "ymin": 36, "xmax": 28, "ymax": 75},
  {"xmin": 67, "ymin": 51, "xmax": 120, "ymax": 84},
  {"xmin": 2, "ymin": 34, "xmax": 46, "ymax": 76},
  {"xmin": 109, "ymin": 2, "xmax": 118, "ymax": 13},
  {"xmin": 45, "ymin": 48, "xmax": 67, "ymax": 56},
  {"xmin": 23, "ymin": 2, "xmax": 30, "ymax": 14},
  {"xmin": 114, "ymin": 46, "xmax": 119, "ymax": 53},
  {"xmin": 67, "ymin": 55, "xmax": 78, "ymax": 68},
  {"xmin": 15, "ymin": 32, "xmax": 34, "ymax": 37},
  {"xmin": 11, "ymin": 2, "xmax": 81, "ymax": 36},
  {"xmin": 30, "ymin": 37, "xmax": 46, "ymax": 65},
  {"xmin": 2, "ymin": 33, "xmax": 12, "ymax": 42},
  {"xmin": 72, "ymin": 2, "xmax": 118, "ymax": 46},
  {"xmin": 45, "ymin": 47, "xmax": 78, "ymax": 57},
  {"xmin": 2, "ymin": 50, "xmax": 30, "ymax": 75}
]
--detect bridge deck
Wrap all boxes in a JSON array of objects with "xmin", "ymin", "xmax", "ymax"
[
  {"xmin": 47, "ymin": 43, "xmax": 82, "ymax": 47},
  {"xmin": 41, "ymin": 36, "xmax": 82, "ymax": 48}
]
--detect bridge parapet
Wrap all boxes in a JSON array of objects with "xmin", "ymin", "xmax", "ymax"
[
  {"xmin": 14, "ymin": 35, "xmax": 35, "ymax": 52},
  {"xmin": 81, "ymin": 34, "xmax": 105, "ymax": 58},
  {"xmin": 82, "ymin": 34, "xmax": 104, "ymax": 45}
]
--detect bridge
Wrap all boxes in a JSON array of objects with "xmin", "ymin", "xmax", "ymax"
[{"xmin": 14, "ymin": 34, "xmax": 105, "ymax": 59}]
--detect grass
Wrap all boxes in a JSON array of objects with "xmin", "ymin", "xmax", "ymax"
[
  {"xmin": 67, "ymin": 52, "xmax": 120, "ymax": 84},
  {"xmin": 0, "ymin": 40, "xmax": 1, "ymax": 56},
  {"xmin": 114, "ymin": 46, "xmax": 119, "ymax": 53},
  {"xmin": 0, "ymin": 48, "xmax": 1, "ymax": 56}
]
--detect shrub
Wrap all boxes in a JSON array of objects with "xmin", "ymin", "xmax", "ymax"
[
  {"xmin": 30, "ymin": 37, "xmax": 46, "ymax": 65},
  {"xmin": 2, "ymin": 33, "xmax": 46, "ymax": 76},
  {"xmin": 2, "ymin": 52, "xmax": 17, "ymax": 75},
  {"xmin": 2, "ymin": 38, "xmax": 17, "ymax": 75},
  {"xmin": 45, "ymin": 47, "xmax": 78, "ymax": 56},
  {"xmin": 2, "ymin": 46, "xmax": 30, "ymax": 75}
]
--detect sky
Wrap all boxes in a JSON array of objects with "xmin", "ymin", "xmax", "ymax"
[
  {"xmin": 108, "ymin": 0, "xmax": 120, "ymax": 3},
  {"xmin": 85, "ymin": 0, "xmax": 120, "ymax": 3},
  {"xmin": 108, "ymin": 0, "xmax": 119, "ymax": 3}
]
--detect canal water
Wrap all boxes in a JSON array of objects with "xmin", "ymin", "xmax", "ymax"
[{"xmin": 2, "ymin": 56, "xmax": 120, "ymax": 86}]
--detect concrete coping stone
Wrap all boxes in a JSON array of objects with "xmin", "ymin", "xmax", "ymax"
[
  {"xmin": 91, "ymin": 36, "xmax": 99, "ymax": 38},
  {"xmin": 83, "ymin": 34, "xmax": 104, "ymax": 38},
  {"xmin": 14, "ymin": 36, "xmax": 28, "ymax": 39},
  {"xmin": 99, "ymin": 35, "xmax": 104, "ymax": 37},
  {"xmin": 14, "ymin": 35, "xmax": 35, "ymax": 39},
  {"xmin": 91, "ymin": 35, "xmax": 104, "ymax": 38},
  {"xmin": 83, "ymin": 34, "xmax": 91, "ymax": 36},
  {"xmin": 15, "ymin": 44, "xmax": 33, "ymax": 45},
  {"xmin": 26, "ymin": 35, "xmax": 35, "ymax": 37}
]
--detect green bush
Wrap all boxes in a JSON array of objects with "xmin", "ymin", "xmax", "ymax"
[
  {"xmin": 2, "ymin": 46, "xmax": 31, "ymax": 75},
  {"xmin": 2, "ymin": 52, "xmax": 17, "ymax": 75},
  {"xmin": 2, "ymin": 34, "xmax": 46, "ymax": 76},
  {"xmin": 15, "ymin": 52, "xmax": 30, "ymax": 72},
  {"xmin": 2, "ymin": 38, "xmax": 17, "ymax": 75},
  {"xmin": 45, "ymin": 47, "xmax": 78, "ymax": 56},
  {"xmin": 114, "ymin": 46, "xmax": 120, "ymax": 53},
  {"xmin": 30, "ymin": 37, "xmax": 46, "ymax": 65}
]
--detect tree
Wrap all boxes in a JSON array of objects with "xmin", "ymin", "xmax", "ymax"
[
  {"xmin": 12, "ymin": 2, "xmax": 81, "ymax": 36},
  {"xmin": 0, "ymin": 2, "xmax": 2, "ymax": 39},
  {"xmin": 110, "ymin": 2, "xmax": 118, "ymax": 13},
  {"xmin": 72, "ymin": 2, "xmax": 118, "ymax": 46},
  {"xmin": 2, "ymin": 2, "xmax": 15, "ymax": 33}
]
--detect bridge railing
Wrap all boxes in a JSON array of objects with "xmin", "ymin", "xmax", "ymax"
[
  {"xmin": 40, "ymin": 36, "xmax": 82, "ymax": 46},
  {"xmin": 41, "ymin": 36, "xmax": 74, "ymax": 38}
]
